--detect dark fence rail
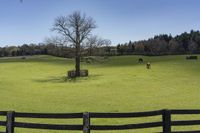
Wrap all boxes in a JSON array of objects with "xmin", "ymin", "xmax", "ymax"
[{"xmin": 1, "ymin": 109, "xmax": 200, "ymax": 133}]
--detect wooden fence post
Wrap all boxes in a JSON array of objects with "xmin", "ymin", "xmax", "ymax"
[
  {"xmin": 83, "ymin": 112, "xmax": 90, "ymax": 133},
  {"xmin": 162, "ymin": 109, "xmax": 171, "ymax": 133},
  {"xmin": 6, "ymin": 111, "xmax": 15, "ymax": 133}
]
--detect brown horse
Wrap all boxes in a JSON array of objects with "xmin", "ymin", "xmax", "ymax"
[{"xmin": 146, "ymin": 62, "xmax": 151, "ymax": 69}]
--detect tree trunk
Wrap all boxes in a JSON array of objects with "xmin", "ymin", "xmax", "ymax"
[
  {"xmin": 75, "ymin": 20, "xmax": 81, "ymax": 77},
  {"xmin": 75, "ymin": 56, "xmax": 80, "ymax": 76},
  {"xmin": 75, "ymin": 43, "xmax": 81, "ymax": 77}
]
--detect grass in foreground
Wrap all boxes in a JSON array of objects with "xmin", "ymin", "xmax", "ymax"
[{"xmin": 0, "ymin": 55, "xmax": 200, "ymax": 132}]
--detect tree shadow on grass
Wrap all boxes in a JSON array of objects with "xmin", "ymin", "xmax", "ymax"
[
  {"xmin": 33, "ymin": 74, "xmax": 102, "ymax": 84},
  {"xmin": 33, "ymin": 76, "xmax": 68, "ymax": 83}
]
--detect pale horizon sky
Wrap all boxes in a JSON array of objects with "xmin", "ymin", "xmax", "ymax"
[{"xmin": 0, "ymin": 0, "xmax": 200, "ymax": 46}]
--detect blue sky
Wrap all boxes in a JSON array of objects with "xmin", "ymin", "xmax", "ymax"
[{"xmin": 0, "ymin": 0, "xmax": 200, "ymax": 46}]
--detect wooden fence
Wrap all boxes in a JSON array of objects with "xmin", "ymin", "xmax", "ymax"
[{"xmin": 1, "ymin": 109, "xmax": 200, "ymax": 133}]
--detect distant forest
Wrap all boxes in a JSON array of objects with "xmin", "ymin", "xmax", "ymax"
[
  {"xmin": 117, "ymin": 30, "xmax": 200, "ymax": 56},
  {"xmin": 1, "ymin": 30, "xmax": 200, "ymax": 58}
]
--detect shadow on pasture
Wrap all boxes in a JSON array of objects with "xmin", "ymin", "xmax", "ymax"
[
  {"xmin": 33, "ymin": 74, "xmax": 103, "ymax": 83},
  {"xmin": 33, "ymin": 76, "xmax": 67, "ymax": 83}
]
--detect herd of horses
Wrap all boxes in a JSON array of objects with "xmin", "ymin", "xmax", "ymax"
[{"xmin": 138, "ymin": 58, "xmax": 151, "ymax": 69}]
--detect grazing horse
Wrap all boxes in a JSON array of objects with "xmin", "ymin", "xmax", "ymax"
[
  {"xmin": 146, "ymin": 62, "xmax": 151, "ymax": 69},
  {"xmin": 138, "ymin": 58, "xmax": 143, "ymax": 63}
]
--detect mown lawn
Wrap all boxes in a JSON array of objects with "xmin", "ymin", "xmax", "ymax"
[{"xmin": 0, "ymin": 55, "xmax": 200, "ymax": 132}]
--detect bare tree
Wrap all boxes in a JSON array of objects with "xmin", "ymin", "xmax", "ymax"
[
  {"xmin": 52, "ymin": 11, "xmax": 96, "ymax": 76},
  {"xmin": 85, "ymin": 35, "xmax": 98, "ymax": 56},
  {"xmin": 84, "ymin": 36, "xmax": 111, "ymax": 56},
  {"xmin": 169, "ymin": 39, "xmax": 180, "ymax": 53},
  {"xmin": 45, "ymin": 36, "xmax": 67, "ymax": 47},
  {"xmin": 102, "ymin": 39, "xmax": 112, "ymax": 55},
  {"xmin": 45, "ymin": 36, "xmax": 68, "ymax": 56},
  {"xmin": 188, "ymin": 40, "xmax": 198, "ymax": 54}
]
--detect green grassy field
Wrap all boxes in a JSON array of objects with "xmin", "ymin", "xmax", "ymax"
[{"xmin": 0, "ymin": 55, "xmax": 200, "ymax": 133}]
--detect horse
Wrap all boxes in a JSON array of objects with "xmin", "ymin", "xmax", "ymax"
[
  {"xmin": 146, "ymin": 62, "xmax": 151, "ymax": 69},
  {"xmin": 138, "ymin": 58, "xmax": 143, "ymax": 63}
]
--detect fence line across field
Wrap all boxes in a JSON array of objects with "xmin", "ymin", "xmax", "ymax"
[{"xmin": 1, "ymin": 109, "xmax": 200, "ymax": 133}]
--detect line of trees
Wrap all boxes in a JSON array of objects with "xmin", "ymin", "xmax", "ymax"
[
  {"xmin": 0, "ymin": 42, "xmax": 112, "ymax": 58},
  {"xmin": 117, "ymin": 30, "xmax": 200, "ymax": 56},
  {"xmin": 1, "ymin": 30, "xmax": 200, "ymax": 58},
  {"xmin": 0, "ymin": 44, "xmax": 47, "ymax": 57}
]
